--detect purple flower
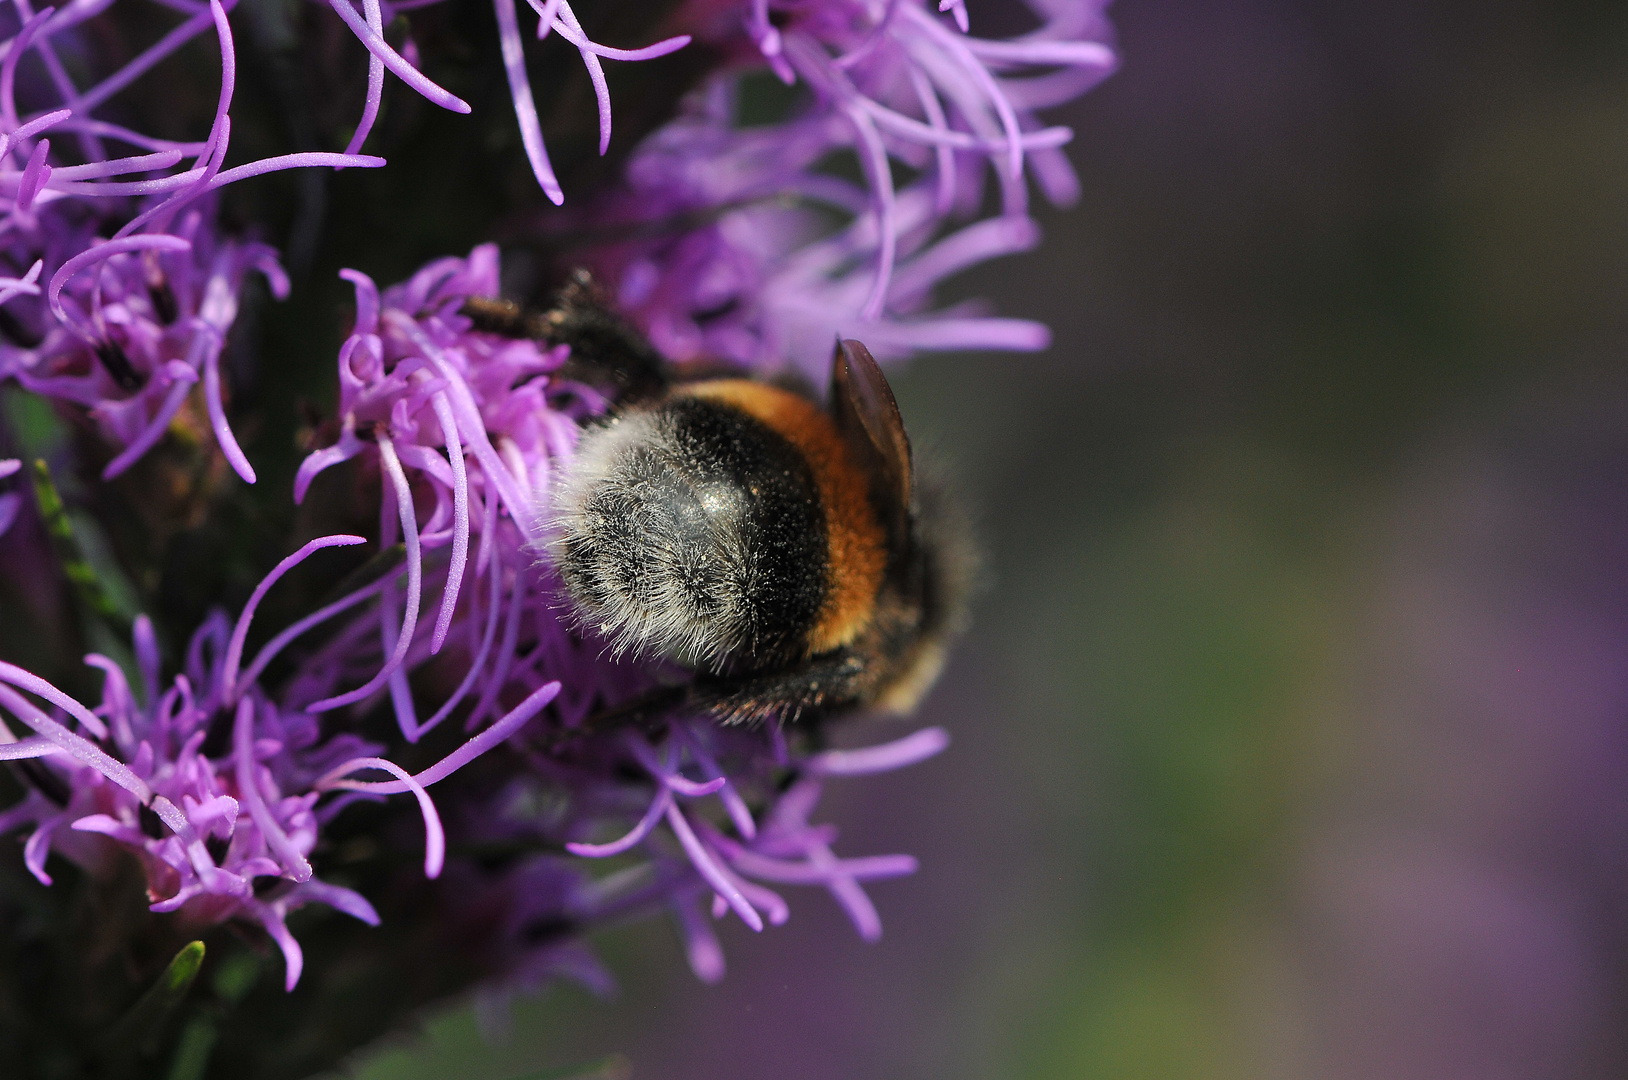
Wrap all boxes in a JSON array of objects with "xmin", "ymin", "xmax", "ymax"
[
  {"xmin": 0, "ymin": 0, "xmax": 383, "ymax": 479},
  {"xmin": 324, "ymin": 0, "xmax": 691, "ymax": 204},
  {"xmin": 1, "ymin": 0, "xmax": 1104, "ymax": 1010},
  {"xmin": 290, "ymin": 243, "xmax": 954, "ymax": 987},
  {"xmin": 558, "ymin": 721, "xmax": 949, "ymax": 982},
  {"xmin": 5, "ymin": 206, "xmax": 288, "ymax": 482},
  {"xmin": 558, "ymin": 0, "xmax": 1116, "ymax": 374},
  {"xmin": 294, "ymin": 244, "xmax": 606, "ymax": 743},
  {"xmin": 0, "ymin": 534, "xmax": 558, "ymax": 991}
]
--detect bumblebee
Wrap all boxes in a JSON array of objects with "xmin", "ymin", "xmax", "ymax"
[{"xmin": 466, "ymin": 277, "xmax": 967, "ymax": 724}]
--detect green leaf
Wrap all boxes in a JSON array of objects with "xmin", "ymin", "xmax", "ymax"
[
  {"xmin": 2, "ymin": 385, "xmax": 68, "ymax": 459},
  {"xmin": 211, "ymin": 949, "xmax": 263, "ymax": 1004},
  {"xmin": 30, "ymin": 457, "xmax": 138, "ymax": 636},
  {"xmin": 164, "ymin": 1015, "xmax": 219, "ymax": 1080},
  {"xmin": 98, "ymin": 940, "xmax": 207, "ymax": 1059}
]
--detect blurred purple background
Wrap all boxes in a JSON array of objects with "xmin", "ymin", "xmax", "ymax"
[{"xmin": 356, "ymin": 2, "xmax": 1628, "ymax": 1077}]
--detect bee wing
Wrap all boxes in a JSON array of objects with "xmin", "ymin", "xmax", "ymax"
[{"xmin": 830, "ymin": 338, "xmax": 913, "ymax": 544}]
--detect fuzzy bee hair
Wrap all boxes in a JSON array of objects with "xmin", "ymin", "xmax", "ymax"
[
  {"xmin": 550, "ymin": 395, "xmax": 829, "ymax": 673},
  {"xmin": 467, "ymin": 280, "xmax": 967, "ymax": 725},
  {"xmin": 551, "ymin": 409, "xmax": 756, "ymax": 668}
]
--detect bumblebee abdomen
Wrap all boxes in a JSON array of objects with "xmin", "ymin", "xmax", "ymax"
[{"xmin": 554, "ymin": 395, "xmax": 828, "ymax": 669}]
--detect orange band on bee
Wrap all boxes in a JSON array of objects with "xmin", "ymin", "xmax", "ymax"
[{"xmin": 680, "ymin": 380, "xmax": 886, "ymax": 654}]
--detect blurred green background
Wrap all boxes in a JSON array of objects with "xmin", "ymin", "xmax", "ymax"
[{"xmin": 350, "ymin": 2, "xmax": 1628, "ymax": 1078}]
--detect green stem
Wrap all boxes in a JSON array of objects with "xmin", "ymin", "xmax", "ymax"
[{"xmin": 30, "ymin": 458, "xmax": 133, "ymax": 638}]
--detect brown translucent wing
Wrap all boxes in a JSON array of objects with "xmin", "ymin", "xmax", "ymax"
[{"xmin": 829, "ymin": 338, "xmax": 913, "ymax": 545}]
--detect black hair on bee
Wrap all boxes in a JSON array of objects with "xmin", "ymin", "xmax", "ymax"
[{"xmin": 464, "ymin": 274, "xmax": 968, "ymax": 725}]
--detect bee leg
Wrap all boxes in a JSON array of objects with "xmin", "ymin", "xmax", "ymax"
[
  {"xmin": 461, "ymin": 271, "xmax": 669, "ymax": 401},
  {"xmin": 541, "ymin": 270, "xmax": 670, "ymax": 401},
  {"xmin": 460, "ymin": 295, "xmax": 537, "ymax": 338},
  {"xmin": 540, "ymin": 648, "xmax": 868, "ymax": 749},
  {"xmin": 537, "ymin": 683, "xmax": 688, "ymax": 753},
  {"xmin": 693, "ymin": 651, "xmax": 871, "ymax": 727}
]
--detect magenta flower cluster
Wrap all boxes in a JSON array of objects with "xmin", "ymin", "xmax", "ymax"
[
  {"xmin": 322, "ymin": 0, "xmax": 690, "ymax": 204},
  {"xmin": 0, "ymin": 0, "xmax": 1113, "ymax": 1003},
  {"xmin": 578, "ymin": 0, "xmax": 1116, "ymax": 374},
  {"xmin": 0, "ymin": 0, "xmax": 379, "ymax": 484},
  {"xmin": 0, "ymin": 534, "xmax": 558, "ymax": 990},
  {"xmin": 290, "ymin": 243, "xmax": 949, "ymax": 986}
]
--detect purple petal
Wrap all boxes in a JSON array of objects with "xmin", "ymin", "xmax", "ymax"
[
  {"xmin": 0, "ymin": 736, "xmax": 61, "ymax": 760},
  {"xmin": 627, "ymin": 736, "xmax": 728, "ymax": 797},
  {"xmin": 907, "ymin": 65, "xmax": 956, "ymax": 213},
  {"xmin": 805, "ymin": 726, "xmax": 950, "ymax": 776},
  {"xmin": 665, "ymin": 801, "xmax": 763, "ymax": 932},
  {"xmin": 16, "ymin": 138, "xmax": 51, "ymax": 211},
  {"xmin": 567, "ymin": 787, "xmax": 673, "ymax": 857},
  {"xmin": 387, "ymin": 313, "xmax": 538, "ymax": 533},
  {"xmin": 554, "ymin": 1, "xmax": 611, "ymax": 155},
  {"xmin": 841, "ymin": 98, "xmax": 896, "ymax": 322},
  {"xmin": 234, "ymin": 697, "xmax": 314, "ymax": 882},
  {"xmin": 292, "ymin": 432, "xmax": 364, "ymax": 504},
  {"xmin": 730, "ymin": 872, "xmax": 790, "ymax": 926},
  {"xmin": 200, "ymin": 326, "xmax": 258, "ymax": 483},
  {"xmin": 0, "ymin": 665, "xmax": 117, "ymax": 746},
  {"xmin": 833, "ymin": 0, "xmax": 903, "ymax": 71},
  {"xmin": 814, "ymin": 844, "xmax": 884, "ymax": 942},
  {"xmin": 727, "ymin": 848, "xmax": 918, "ymax": 884},
  {"xmin": 902, "ymin": 5, "xmax": 1024, "ymax": 186},
  {"xmin": 853, "ymin": 316, "xmax": 1051, "ymax": 352},
  {"xmin": 203, "ymin": 0, "xmax": 236, "ymax": 161},
  {"xmin": 889, "ymin": 215, "xmax": 1041, "ymax": 300},
  {"xmin": 315, "ymin": 680, "xmax": 560, "ymax": 793},
  {"xmin": 427, "ymin": 392, "xmax": 469, "ymax": 655},
  {"xmin": 523, "ymin": 0, "xmax": 562, "ymax": 39},
  {"xmin": 24, "ymin": 818, "xmax": 61, "ymax": 885},
  {"xmin": 419, "ymin": 546, "xmax": 502, "ymax": 735},
  {"xmin": 672, "ymin": 893, "xmax": 726, "ymax": 983},
  {"xmin": 304, "ymin": 437, "xmax": 422, "ymax": 713},
  {"xmin": 100, "ymin": 377, "xmax": 197, "ymax": 482},
  {"xmin": 0, "ymin": 261, "xmax": 42, "ymax": 307},
  {"xmin": 0, "ymin": 9, "xmax": 54, "ymax": 129},
  {"xmin": 8, "ymin": 108, "xmax": 72, "ymax": 145},
  {"xmin": 465, "ymin": 558, "xmax": 525, "ymax": 730},
  {"xmin": 42, "ymin": 117, "xmax": 206, "ymax": 154},
  {"xmin": 491, "ymin": 0, "xmax": 564, "ymax": 203},
  {"xmin": 317, "ymin": 755, "xmax": 445, "ymax": 877},
  {"xmin": 291, "ymin": 878, "xmax": 381, "ymax": 925},
  {"xmin": 247, "ymin": 897, "xmax": 305, "ymax": 991},
  {"xmin": 343, "ymin": 0, "xmax": 387, "ymax": 155},
  {"xmin": 341, "ymin": 268, "xmax": 381, "ymax": 334},
  {"xmin": 678, "ymin": 731, "xmax": 757, "ymax": 839},
  {"xmin": 45, "ymin": 149, "xmax": 181, "ymax": 180},
  {"xmin": 222, "ymin": 534, "xmax": 366, "ymax": 700},
  {"xmin": 237, "ymin": 569, "xmax": 399, "ymax": 691},
  {"xmin": 325, "ymin": 0, "xmax": 471, "ymax": 114},
  {"xmin": 48, "ymin": 234, "xmax": 190, "ymax": 326},
  {"xmin": 964, "ymin": 37, "xmax": 1116, "ymax": 68},
  {"xmin": 549, "ymin": 21, "xmax": 690, "ymax": 62},
  {"xmin": 115, "ymin": 153, "xmax": 385, "ymax": 243}
]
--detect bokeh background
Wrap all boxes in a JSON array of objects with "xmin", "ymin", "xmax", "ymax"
[{"xmin": 343, "ymin": 1, "xmax": 1628, "ymax": 1077}]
